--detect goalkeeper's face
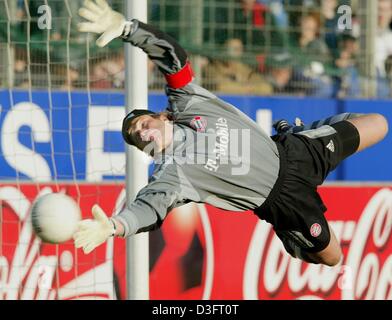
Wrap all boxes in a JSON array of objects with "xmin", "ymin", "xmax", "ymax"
[{"xmin": 128, "ymin": 114, "xmax": 174, "ymax": 155}]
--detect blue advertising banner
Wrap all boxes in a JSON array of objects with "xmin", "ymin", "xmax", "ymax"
[{"xmin": 0, "ymin": 89, "xmax": 390, "ymax": 181}]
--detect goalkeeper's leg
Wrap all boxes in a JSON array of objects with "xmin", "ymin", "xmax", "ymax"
[
  {"xmin": 277, "ymin": 224, "xmax": 342, "ymax": 266},
  {"xmin": 283, "ymin": 113, "xmax": 389, "ymax": 154},
  {"xmin": 288, "ymin": 113, "xmax": 364, "ymax": 133},
  {"xmin": 273, "ymin": 113, "xmax": 362, "ymax": 134},
  {"xmin": 270, "ymin": 113, "xmax": 388, "ymax": 266}
]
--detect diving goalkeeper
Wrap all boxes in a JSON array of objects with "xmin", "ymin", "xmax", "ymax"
[{"xmin": 73, "ymin": 0, "xmax": 389, "ymax": 266}]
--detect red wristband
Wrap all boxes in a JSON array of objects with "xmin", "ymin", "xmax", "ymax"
[{"xmin": 165, "ymin": 62, "xmax": 194, "ymax": 89}]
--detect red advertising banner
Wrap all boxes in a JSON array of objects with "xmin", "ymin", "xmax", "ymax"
[{"xmin": 0, "ymin": 184, "xmax": 391, "ymax": 300}]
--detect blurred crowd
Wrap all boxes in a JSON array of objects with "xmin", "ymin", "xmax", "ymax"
[
  {"xmin": 199, "ymin": 0, "xmax": 392, "ymax": 98},
  {"xmin": 1, "ymin": 0, "xmax": 392, "ymax": 98}
]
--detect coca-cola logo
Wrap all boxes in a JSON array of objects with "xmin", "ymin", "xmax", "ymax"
[
  {"xmin": 243, "ymin": 188, "xmax": 392, "ymax": 300},
  {"xmin": 1, "ymin": 185, "xmax": 391, "ymax": 300},
  {"xmin": 0, "ymin": 185, "xmax": 123, "ymax": 300},
  {"xmin": 0, "ymin": 184, "xmax": 214, "ymax": 300}
]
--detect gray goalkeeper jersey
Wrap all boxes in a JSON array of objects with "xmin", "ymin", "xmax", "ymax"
[{"xmin": 116, "ymin": 20, "xmax": 280, "ymax": 237}]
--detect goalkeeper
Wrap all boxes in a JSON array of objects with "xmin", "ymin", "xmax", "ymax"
[{"xmin": 74, "ymin": 0, "xmax": 389, "ymax": 266}]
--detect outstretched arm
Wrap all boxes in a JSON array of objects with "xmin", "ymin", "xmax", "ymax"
[
  {"xmin": 78, "ymin": 0, "xmax": 194, "ymax": 89},
  {"xmin": 73, "ymin": 172, "xmax": 185, "ymax": 254},
  {"xmin": 122, "ymin": 20, "xmax": 194, "ymax": 89}
]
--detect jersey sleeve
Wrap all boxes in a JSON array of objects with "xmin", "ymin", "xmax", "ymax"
[
  {"xmin": 122, "ymin": 19, "xmax": 218, "ymax": 115},
  {"xmin": 115, "ymin": 166, "xmax": 188, "ymax": 237},
  {"xmin": 122, "ymin": 19, "xmax": 194, "ymax": 89}
]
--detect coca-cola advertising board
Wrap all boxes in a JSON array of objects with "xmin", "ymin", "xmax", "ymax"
[{"xmin": 0, "ymin": 184, "xmax": 391, "ymax": 300}]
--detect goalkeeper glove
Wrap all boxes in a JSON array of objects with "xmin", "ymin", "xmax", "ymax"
[
  {"xmin": 73, "ymin": 204, "xmax": 115, "ymax": 254},
  {"xmin": 77, "ymin": 0, "xmax": 131, "ymax": 47}
]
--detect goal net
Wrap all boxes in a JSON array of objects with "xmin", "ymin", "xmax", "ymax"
[
  {"xmin": 1, "ymin": 0, "xmax": 376, "ymax": 301},
  {"xmin": 0, "ymin": 0, "xmax": 208, "ymax": 301},
  {"xmin": 0, "ymin": 0, "xmax": 130, "ymax": 300}
]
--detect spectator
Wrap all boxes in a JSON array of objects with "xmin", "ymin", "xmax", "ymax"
[
  {"xmin": 375, "ymin": 0, "xmax": 392, "ymax": 98},
  {"xmin": 381, "ymin": 54, "xmax": 392, "ymax": 98},
  {"xmin": 294, "ymin": 65, "xmax": 334, "ymax": 97},
  {"xmin": 13, "ymin": 47, "xmax": 29, "ymax": 88},
  {"xmin": 90, "ymin": 52, "xmax": 125, "ymax": 90},
  {"xmin": 204, "ymin": 38, "xmax": 273, "ymax": 95},
  {"xmin": 257, "ymin": 0, "xmax": 290, "ymax": 50},
  {"xmin": 91, "ymin": 60, "xmax": 110, "ymax": 89},
  {"xmin": 334, "ymin": 34, "xmax": 361, "ymax": 98},
  {"xmin": 57, "ymin": 62, "xmax": 81, "ymax": 90},
  {"xmin": 16, "ymin": 0, "xmax": 25, "ymax": 19},
  {"xmin": 384, "ymin": 54, "xmax": 392, "ymax": 81},
  {"xmin": 209, "ymin": 0, "xmax": 283, "ymax": 52},
  {"xmin": 287, "ymin": 0, "xmax": 319, "ymax": 42},
  {"xmin": 289, "ymin": 12, "xmax": 334, "ymax": 97},
  {"xmin": 296, "ymin": 13, "xmax": 331, "ymax": 63},
  {"xmin": 321, "ymin": 0, "xmax": 341, "ymax": 58},
  {"xmin": 109, "ymin": 52, "xmax": 125, "ymax": 89},
  {"xmin": 265, "ymin": 51, "xmax": 334, "ymax": 97},
  {"xmin": 265, "ymin": 52, "xmax": 299, "ymax": 95},
  {"xmin": 257, "ymin": 0, "xmax": 288, "ymax": 29}
]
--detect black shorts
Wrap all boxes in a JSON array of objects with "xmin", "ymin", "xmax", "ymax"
[{"xmin": 254, "ymin": 121, "xmax": 360, "ymax": 253}]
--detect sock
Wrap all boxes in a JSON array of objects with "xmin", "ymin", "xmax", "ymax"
[{"xmin": 289, "ymin": 113, "xmax": 364, "ymax": 133}]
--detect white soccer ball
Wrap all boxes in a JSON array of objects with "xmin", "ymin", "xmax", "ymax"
[{"xmin": 31, "ymin": 193, "xmax": 81, "ymax": 244}]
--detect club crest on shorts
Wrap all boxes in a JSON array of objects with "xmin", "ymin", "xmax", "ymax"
[
  {"xmin": 310, "ymin": 223, "xmax": 322, "ymax": 237},
  {"xmin": 190, "ymin": 116, "xmax": 207, "ymax": 132}
]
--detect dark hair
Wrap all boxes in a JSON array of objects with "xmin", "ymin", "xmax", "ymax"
[{"xmin": 124, "ymin": 111, "xmax": 174, "ymax": 147}]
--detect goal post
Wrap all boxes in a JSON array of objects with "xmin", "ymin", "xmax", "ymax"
[
  {"xmin": 124, "ymin": 0, "xmax": 149, "ymax": 300},
  {"xmin": 0, "ymin": 0, "xmax": 148, "ymax": 300}
]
